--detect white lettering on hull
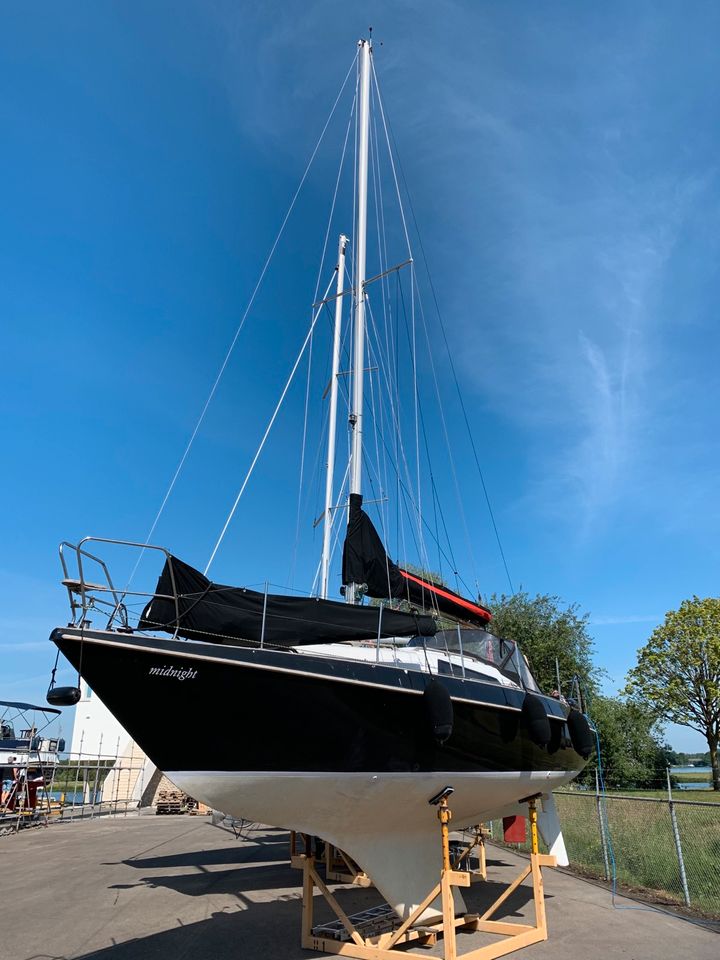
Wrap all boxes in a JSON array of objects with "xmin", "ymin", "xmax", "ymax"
[{"xmin": 148, "ymin": 664, "xmax": 198, "ymax": 681}]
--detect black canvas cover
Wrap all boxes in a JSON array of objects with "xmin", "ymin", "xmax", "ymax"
[
  {"xmin": 138, "ymin": 555, "xmax": 436, "ymax": 647},
  {"xmin": 342, "ymin": 493, "xmax": 405, "ymax": 597},
  {"xmin": 342, "ymin": 493, "xmax": 491, "ymax": 627}
]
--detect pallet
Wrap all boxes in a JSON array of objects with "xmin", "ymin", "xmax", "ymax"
[{"xmin": 155, "ymin": 789, "xmax": 187, "ymax": 815}]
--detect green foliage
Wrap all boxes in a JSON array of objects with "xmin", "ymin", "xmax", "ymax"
[
  {"xmin": 401, "ymin": 563, "xmax": 446, "ymax": 587},
  {"xmin": 368, "ymin": 565, "xmax": 454, "ymax": 625},
  {"xmin": 671, "ymin": 750, "xmax": 712, "ymax": 767},
  {"xmin": 579, "ymin": 695, "xmax": 670, "ymax": 789},
  {"xmin": 625, "ymin": 596, "xmax": 720, "ymax": 790},
  {"xmin": 486, "ymin": 591, "xmax": 597, "ymax": 694}
]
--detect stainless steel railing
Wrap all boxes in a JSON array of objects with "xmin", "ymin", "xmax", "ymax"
[{"xmin": 59, "ymin": 537, "xmax": 180, "ymax": 636}]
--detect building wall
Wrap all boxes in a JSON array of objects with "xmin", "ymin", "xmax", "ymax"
[{"xmin": 69, "ymin": 680, "xmax": 132, "ymax": 759}]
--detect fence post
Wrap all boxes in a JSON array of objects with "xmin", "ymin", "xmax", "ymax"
[
  {"xmin": 666, "ymin": 767, "xmax": 691, "ymax": 907},
  {"xmin": 595, "ymin": 770, "xmax": 611, "ymax": 881}
]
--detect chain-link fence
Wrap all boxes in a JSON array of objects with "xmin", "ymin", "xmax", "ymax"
[
  {"xmin": 491, "ymin": 789, "xmax": 720, "ymax": 917},
  {"xmin": 1, "ymin": 741, "xmax": 147, "ymax": 836}
]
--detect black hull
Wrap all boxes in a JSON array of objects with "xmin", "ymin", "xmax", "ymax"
[{"xmin": 51, "ymin": 627, "xmax": 583, "ymax": 775}]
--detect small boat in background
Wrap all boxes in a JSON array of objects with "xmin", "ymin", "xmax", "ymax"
[{"xmin": 1, "ymin": 700, "xmax": 64, "ymax": 824}]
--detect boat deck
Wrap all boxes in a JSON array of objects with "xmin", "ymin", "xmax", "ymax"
[{"xmin": 1, "ymin": 814, "xmax": 716, "ymax": 959}]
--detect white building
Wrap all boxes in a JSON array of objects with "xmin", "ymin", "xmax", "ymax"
[
  {"xmin": 70, "ymin": 681, "xmax": 164, "ymax": 806},
  {"xmin": 70, "ymin": 680, "xmax": 130, "ymax": 759}
]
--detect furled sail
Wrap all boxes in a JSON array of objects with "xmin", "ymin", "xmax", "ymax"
[
  {"xmin": 342, "ymin": 493, "xmax": 492, "ymax": 626},
  {"xmin": 138, "ymin": 555, "xmax": 436, "ymax": 647}
]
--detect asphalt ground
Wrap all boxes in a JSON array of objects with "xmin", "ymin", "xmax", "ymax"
[{"xmin": 0, "ymin": 813, "xmax": 717, "ymax": 960}]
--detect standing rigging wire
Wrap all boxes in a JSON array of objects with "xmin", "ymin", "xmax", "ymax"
[
  {"xmin": 371, "ymin": 64, "xmax": 514, "ymax": 595},
  {"xmin": 366, "ymin": 114, "xmax": 431, "ymax": 577},
  {"xmin": 364, "ymin": 296, "xmax": 424, "ymax": 565},
  {"xmin": 369, "ymin": 61, "xmax": 413, "ymax": 259},
  {"xmin": 364, "ymin": 329, "xmax": 443, "ymax": 619},
  {"xmin": 369, "ymin": 59, "xmax": 475, "ymax": 591},
  {"xmin": 122, "ymin": 50, "xmax": 359, "ymax": 592},
  {"xmin": 296, "ymin": 297, "xmax": 353, "ymax": 593},
  {"xmin": 410, "ymin": 262, "xmax": 424, "ymax": 570},
  {"xmin": 388, "ymin": 272, "xmax": 467, "ymax": 590},
  {"xmin": 368, "ymin": 73, "xmax": 427, "ymax": 573},
  {"xmin": 368, "ymin": 93, "xmax": 404, "ymax": 561},
  {"xmin": 328, "ymin": 312, "xmax": 433, "ymax": 596},
  {"xmin": 394, "ymin": 272, "xmax": 460, "ymax": 583},
  {"xmin": 369, "ymin": 60, "xmax": 479, "ymax": 595},
  {"xmin": 204, "ymin": 272, "xmax": 337, "ymax": 575},
  {"xmin": 288, "ymin": 311, "xmax": 315, "ymax": 589},
  {"xmin": 289, "ymin": 91, "xmax": 357, "ymax": 587},
  {"xmin": 361, "ymin": 312, "xmax": 478, "ymax": 597},
  {"xmin": 367, "ymin": 88, "xmax": 392, "ymax": 550},
  {"xmin": 406, "ymin": 271, "xmax": 482, "ymax": 595},
  {"xmin": 305, "ymin": 305, "xmax": 341, "ymax": 563},
  {"xmin": 365, "ymin": 295, "xmax": 449, "ymax": 585},
  {"xmin": 366, "ymin": 333, "xmax": 393, "ymax": 598},
  {"xmin": 310, "ymin": 458, "xmax": 351, "ymax": 597},
  {"xmin": 394, "ymin": 274, "xmax": 401, "ymax": 563}
]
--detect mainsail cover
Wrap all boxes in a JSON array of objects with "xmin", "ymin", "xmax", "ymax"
[
  {"xmin": 138, "ymin": 555, "xmax": 436, "ymax": 647},
  {"xmin": 342, "ymin": 493, "xmax": 492, "ymax": 626}
]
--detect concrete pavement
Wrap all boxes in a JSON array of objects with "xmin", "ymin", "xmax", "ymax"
[{"xmin": 0, "ymin": 814, "xmax": 716, "ymax": 960}]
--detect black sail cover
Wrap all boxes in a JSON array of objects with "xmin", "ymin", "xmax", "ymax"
[
  {"xmin": 138, "ymin": 555, "xmax": 436, "ymax": 647},
  {"xmin": 342, "ymin": 493, "xmax": 491, "ymax": 627}
]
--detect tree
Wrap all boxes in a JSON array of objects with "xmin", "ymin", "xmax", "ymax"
[
  {"xmin": 578, "ymin": 696, "xmax": 670, "ymax": 789},
  {"xmin": 625, "ymin": 597, "xmax": 720, "ymax": 791},
  {"xmin": 486, "ymin": 592, "xmax": 597, "ymax": 695}
]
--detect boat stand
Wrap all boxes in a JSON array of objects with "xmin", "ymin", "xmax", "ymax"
[
  {"xmin": 290, "ymin": 832, "xmax": 372, "ymax": 887},
  {"xmin": 451, "ymin": 825, "xmax": 488, "ymax": 882},
  {"xmin": 298, "ymin": 795, "xmax": 556, "ymax": 960},
  {"xmin": 324, "ymin": 844, "xmax": 373, "ymax": 887}
]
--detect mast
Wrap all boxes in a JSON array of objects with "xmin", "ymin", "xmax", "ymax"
[
  {"xmin": 320, "ymin": 233, "xmax": 348, "ymax": 599},
  {"xmin": 347, "ymin": 37, "xmax": 372, "ymax": 604}
]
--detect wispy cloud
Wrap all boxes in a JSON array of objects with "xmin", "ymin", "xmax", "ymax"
[
  {"xmin": 417, "ymin": 21, "xmax": 714, "ymax": 537},
  {"xmin": 590, "ymin": 614, "xmax": 660, "ymax": 626},
  {"xmin": 0, "ymin": 641, "xmax": 52, "ymax": 651},
  {"xmin": 2, "ymin": 671, "xmax": 56, "ymax": 691}
]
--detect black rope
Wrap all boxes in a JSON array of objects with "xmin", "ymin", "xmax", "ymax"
[{"xmin": 47, "ymin": 648, "xmax": 61, "ymax": 691}]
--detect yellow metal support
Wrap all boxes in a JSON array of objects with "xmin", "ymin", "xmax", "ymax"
[
  {"xmin": 529, "ymin": 798, "xmax": 540, "ymax": 855},
  {"xmin": 438, "ymin": 794, "xmax": 452, "ymax": 872}
]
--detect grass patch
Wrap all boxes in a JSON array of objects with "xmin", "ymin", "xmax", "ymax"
[
  {"xmin": 605, "ymin": 788, "xmax": 720, "ymax": 802},
  {"xmin": 673, "ymin": 771, "xmax": 714, "ymax": 784},
  {"xmin": 491, "ymin": 790, "xmax": 720, "ymax": 916}
]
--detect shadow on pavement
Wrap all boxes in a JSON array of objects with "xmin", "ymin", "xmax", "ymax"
[
  {"xmin": 86, "ymin": 854, "xmax": 546, "ymax": 959},
  {"xmin": 74, "ymin": 900, "xmax": 307, "ymax": 960},
  {"xmin": 116, "ymin": 835, "xmax": 288, "ymax": 871},
  {"xmin": 110, "ymin": 859, "xmax": 298, "ymax": 898}
]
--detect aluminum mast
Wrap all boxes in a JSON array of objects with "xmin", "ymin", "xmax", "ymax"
[
  {"xmin": 320, "ymin": 234, "xmax": 348, "ymax": 599},
  {"xmin": 346, "ymin": 37, "xmax": 372, "ymax": 605}
]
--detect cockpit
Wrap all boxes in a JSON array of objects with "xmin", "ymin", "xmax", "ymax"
[{"xmin": 409, "ymin": 629, "xmax": 541, "ymax": 692}]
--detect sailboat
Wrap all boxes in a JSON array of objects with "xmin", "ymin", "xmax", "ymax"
[{"xmin": 48, "ymin": 39, "xmax": 591, "ymax": 918}]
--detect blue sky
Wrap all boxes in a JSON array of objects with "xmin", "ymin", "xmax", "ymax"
[{"xmin": 1, "ymin": 2, "xmax": 718, "ymax": 752}]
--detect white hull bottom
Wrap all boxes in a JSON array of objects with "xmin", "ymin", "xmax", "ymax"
[{"xmin": 169, "ymin": 768, "xmax": 580, "ymax": 919}]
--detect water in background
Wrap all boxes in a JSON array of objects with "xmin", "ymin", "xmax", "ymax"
[
  {"xmin": 671, "ymin": 765, "xmax": 713, "ymax": 789},
  {"xmin": 48, "ymin": 790, "xmax": 96, "ymax": 804}
]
